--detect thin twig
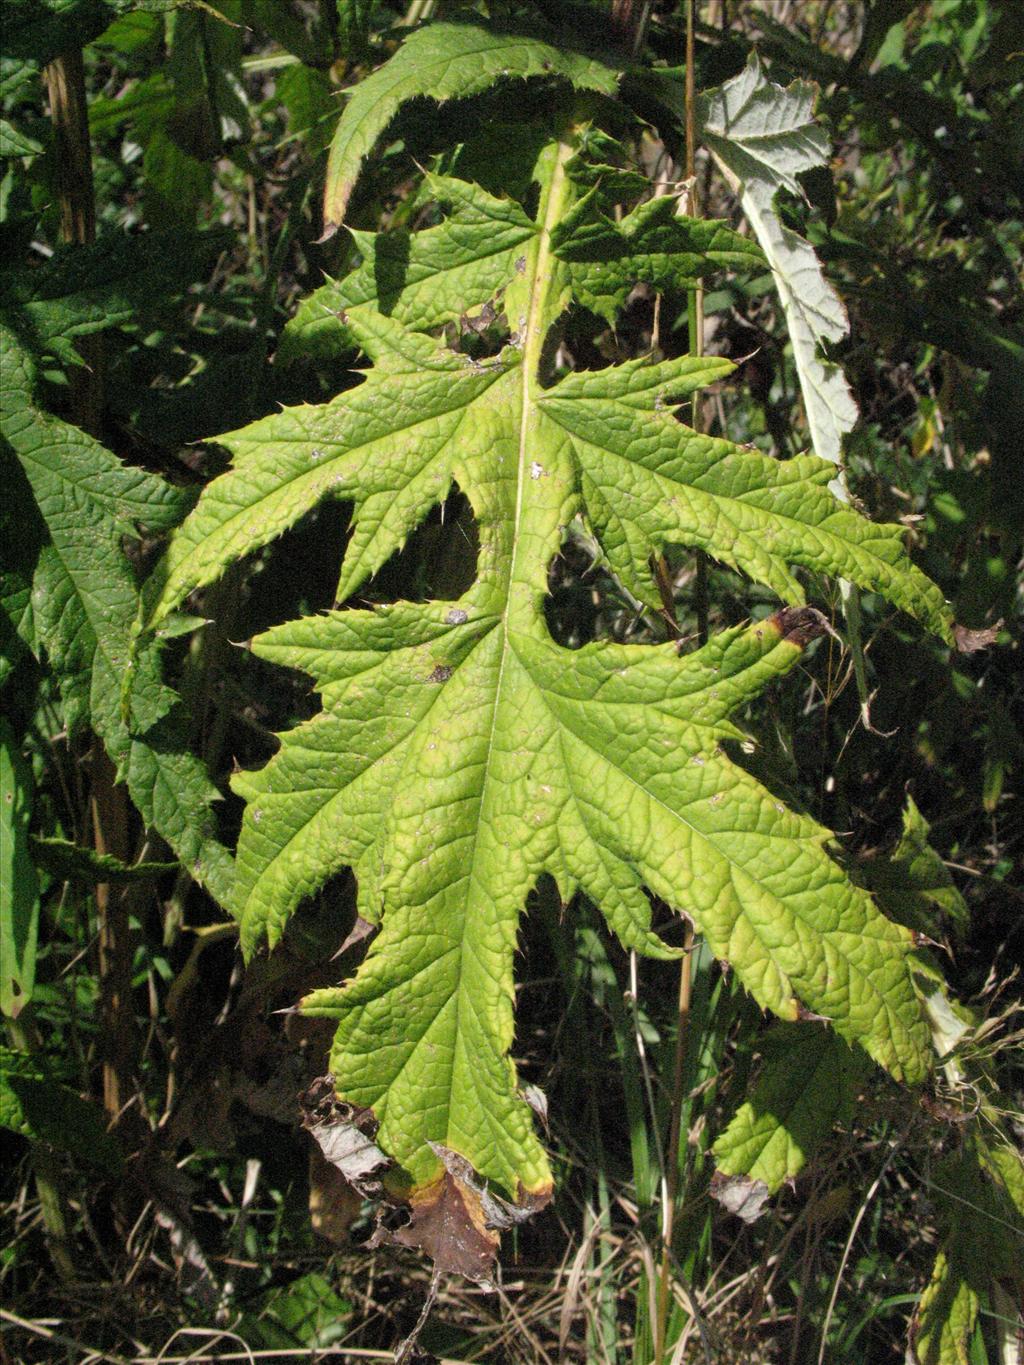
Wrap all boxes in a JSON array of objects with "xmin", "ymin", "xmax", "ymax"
[
  {"xmin": 653, "ymin": 924, "xmax": 695, "ymax": 1365},
  {"xmin": 684, "ymin": 0, "xmax": 709, "ymax": 648},
  {"xmin": 655, "ymin": 8, "xmax": 705, "ymax": 1362},
  {"xmin": 0, "ymin": 1307, "xmax": 132, "ymax": 1365},
  {"xmin": 816, "ymin": 1126, "xmax": 906, "ymax": 1365}
]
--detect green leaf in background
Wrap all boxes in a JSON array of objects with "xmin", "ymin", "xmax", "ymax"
[
  {"xmin": 0, "ymin": 320, "xmax": 233, "ymax": 904},
  {"xmin": 240, "ymin": 1271, "xmax": 353, "ymax": 1351},
  {"xmin": 914, "ymin": 1251, "xmax": 979, "ymax": 1365},
  {"xmin": 29, "ymin": 835, "xmax": 179, "ymax": 884},
  {"xmin": 913, "ymin": 1134, "xmax": 1024, "ymax": 1365},
  {"xmin": 87, "ymin": 71, "xmax": 175, "ymax": 141},
  {"xmin": 0, "ymin": 717, "xmax": 39, "ymax": 1017},
  {"xmin": 1, "ymin": 326, "xmax": 185, "ymax": 733},
  {"xmin": 274, "ymin": 62, "xmax": 338, "ymax": 156},
  {"xmin": 246, "ymin": 0, "xmax": 335, "ymax": 69},
  {"xmin": 0, "ymin": 477, "xmax": 38, "ymax": 686},
  {"xmin": 864, "ymin": 795, "xmax": 969, "ymax": 943},
  {"xmin": 712, "ymin": 1024, "xmax": 870, "ymax": 1194},
  {"xmin": 321, "ymin": 17, "xmax": 622, "ymax": 231},
  {"xmin": 0, "ymin": 0, "xmax": 181, "ymax": 68},
  {"xmin": 1, "ymin": 0, "xmax": 124, "ymax": 66},
  {"xmin": 0, "ymin": 54, "xmax": 39, "ymax": 103},
  {"xmin": 0, "ymin": 1044, "xmax": 122, "ymax": 1175},
  {"xmin": 0, "ymin": 116, "xmax": 43, "ymax": 158},
  {"xmin": 147, "ymin": 96, "xmax": 952, "ymax": 1271},
  {"xmin": 551, "ymin": 188, "xmax": 765, "ymax": 324},
  {"xmin": 0, "ymin": 226, "xmax": 231, "ymax": 364}
]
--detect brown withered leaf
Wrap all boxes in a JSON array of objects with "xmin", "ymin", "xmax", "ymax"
[
  {"xmin": 378, "ymin": 1145, "xmax": 551, "ymax": 1286},
  {"xmin": 953, "ymin": 621, "xmax": 1001, "ymax": 653},
  {"xmin": 392, "ymin": 1169, "xmax": 501, "ymax": 1287},
  {"xmin": 771, "ymin": 605, "xmax": 833, "ymax": 648},
  {"xmin": 299, "ymin": 1075, "xmax": 391, "ymax": 1199},
  {"xmin": 373, "ymin": 1148, "xmax": 551, "ymax": 1286},
  {"xmin": 710, "ymin": 1170, "xmax": 772, "ymax": 1224},
  {"xmin": 429, "ymin": 1142, "xmax": 548, "ymax": 1230},
  {"xmin": 300, "ymin": 1081, "xmax": 549, "ymax": 1287}
]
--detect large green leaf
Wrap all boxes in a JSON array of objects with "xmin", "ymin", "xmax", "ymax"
[
  {"xmin": 282, "ymin": 170, "xmax": 760, "ymax": 369},
  {"xmin": 147, "ymin": 122, "xmax": 951, "ymax": 1271}
]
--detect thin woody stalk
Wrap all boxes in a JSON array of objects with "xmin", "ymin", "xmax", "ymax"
[
  {"xmin": 654, "ymin": 4, "xmax": 704, "ymax": 1361},
  {"xmin": 45, "ymin": 46, "xmax": 138, "ymax": 1131}
]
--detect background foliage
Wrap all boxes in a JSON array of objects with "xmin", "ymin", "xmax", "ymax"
[{"xmin": 1, "ymin": 2, "xmax": 1021, "ymax": 1363}]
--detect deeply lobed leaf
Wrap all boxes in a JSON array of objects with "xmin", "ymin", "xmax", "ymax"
[
  {"xmin": 147, "ymin": 152, "xmax": 949, "ymax": 1226},
  {"xmin": 279, "ymin": 175, "xmax": 537, "ymax": 366}
]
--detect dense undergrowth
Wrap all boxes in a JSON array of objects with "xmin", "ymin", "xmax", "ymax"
[{"xmin": 1, "ymin": 2, "xmax": 1022, "ymax": 1363}]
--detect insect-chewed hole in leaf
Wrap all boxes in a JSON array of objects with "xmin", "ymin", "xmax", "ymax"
[
  {"xmin": 362, "ymin": 485, "xmax": 479, "ymax": 604},
  {"xmin": 300, "ymin": 1074, "xmax": 392, "ymax": 1202},
  {"xmin": 441, "ymin": 300, "xmax": 510, "ymax": 361}
]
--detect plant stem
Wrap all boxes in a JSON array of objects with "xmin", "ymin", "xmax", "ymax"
[
  {"xmin": 91, "ymin": 754, "xmax": 136, "ymax": 1123},
  {"xmin": 44, "ymin": 49, "xmax": 102, "ymax": 433},
  {"xmin": 684, "ymin": 0, "xmax": 709, "ymax": 648},
  {"xmin": 653, "ymin": 925, "xmax": 694, "ymax": 1365},
  {"xmin": 46, "ymin": 45, "xmax": 139, "ymax": 1130},
  {"xmin": 654, "ymin": 10, "xmax": 705, "ymax": 1361},
  {"xmin": 400, "ymin": 0, "xmax": 436, "ymax": 26}
]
